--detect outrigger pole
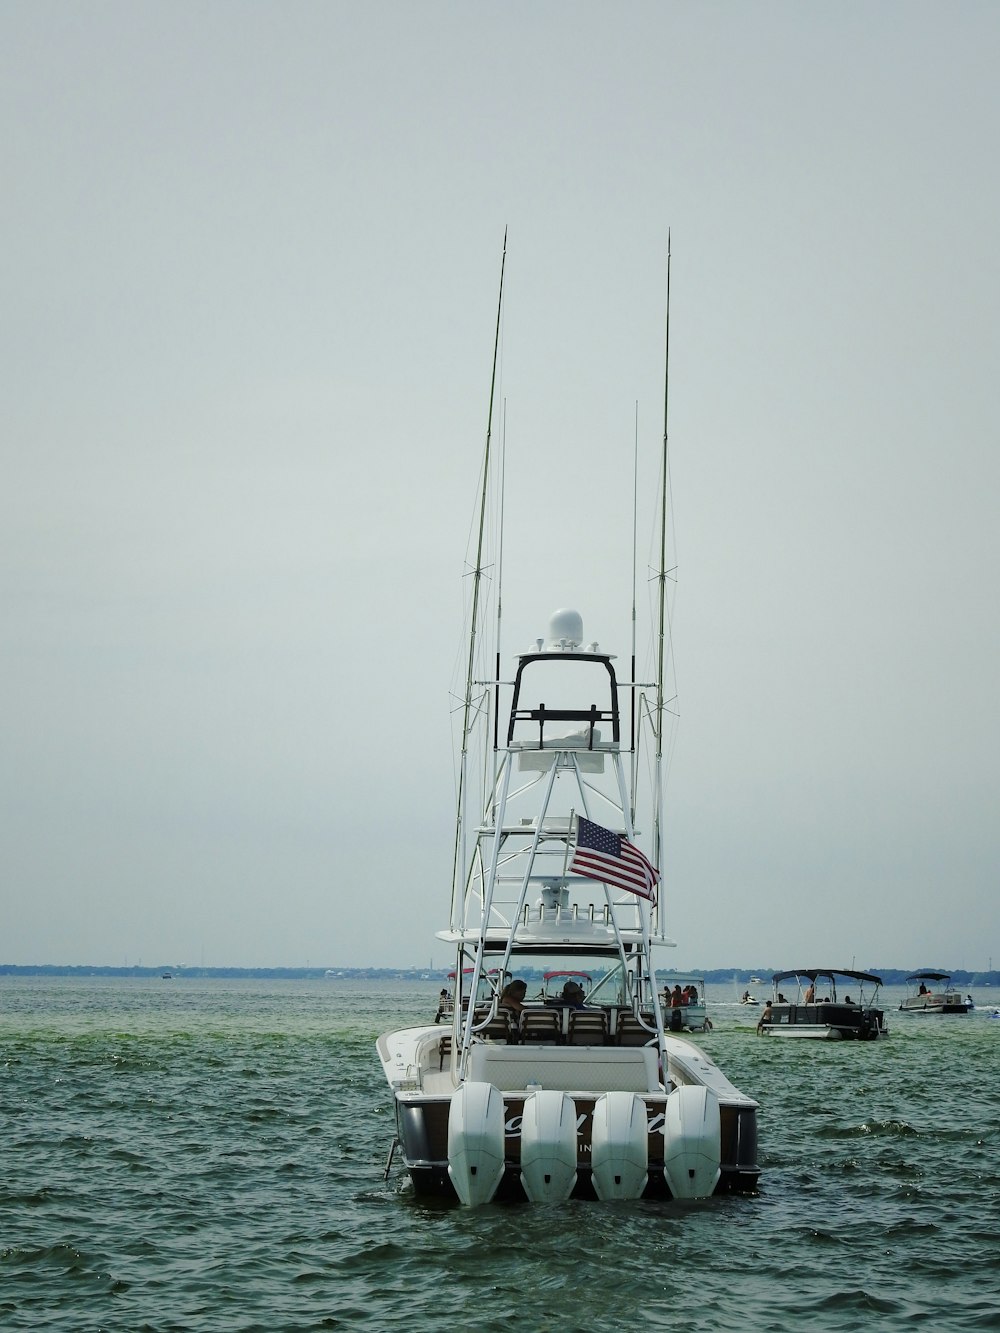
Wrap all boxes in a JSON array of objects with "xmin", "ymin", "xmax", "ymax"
[
  {"xmin": 653, "ymin": 233, "xmax": 671, "ymax": 934},
  {"xmin": 630, "ymin": 400, "xmax": 639, "ymax": 818},
  {"xmin": 450, "ymin": 230, "xmax": 507, "ymax": 931}
]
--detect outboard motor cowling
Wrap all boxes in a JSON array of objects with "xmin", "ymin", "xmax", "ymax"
[
  {"xmin": 519, "ymin": 1089, "xmax": 578, "ymax": 1202},
  {"xmin": 447, "ymin": 1081, "xmax": 506, "ymax": 1206},
  {"xmin": 662, "ymin": 1084, "xmax": 721, "ymax": 1200},
  {"xmin": 590, "ymin": 1090, "xmax": 649, "ymax": 1201}
]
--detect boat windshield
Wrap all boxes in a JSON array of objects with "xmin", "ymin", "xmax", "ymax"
[{"xmin": 479, "ymin": 951, "xmax": 635, "ymax": 1008}]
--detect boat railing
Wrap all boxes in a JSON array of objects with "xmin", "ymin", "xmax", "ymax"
[
  {"xmin": 504, "ymin": 651, "xmax": 622, "ymax": 747},
  {"xmin": 468, "ymin": 896, "xmax": 645, "ymax": 937},
  {"xmin": 518, "ymin": 902, "xmax": 613, "ymax": 927},
  {"xmin": 507, "ymin": 702, "xmax": 618, "ymax": 748}
]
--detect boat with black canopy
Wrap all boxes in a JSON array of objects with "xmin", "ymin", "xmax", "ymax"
[
  {"xmin": 899, "ymin": 972, "xmax": 972, "ymax": 1014},
  {"xmin": 758, "ymin": 969, "xmax": 888, "ymax": 1040}
]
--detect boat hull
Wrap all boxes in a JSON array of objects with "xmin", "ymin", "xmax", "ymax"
[
  {"xmin": 760, "ymin": 1025, "xmax": 855, "ymax": 1040},
  {"xmin": 898, "ymin": 998, "xmax": 971, "ymax": 1014},
  {"xmin": 759, "ymin": 1002, "xmax": 886, "ymax": 1040}
]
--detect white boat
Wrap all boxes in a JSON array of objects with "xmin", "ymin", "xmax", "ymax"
[
  {"xmin": 376, "ymin": 241, "xmax": 759, "ymax": 1204},
  {"xmin": 757, "ymin": 969, "xmax": 888, "ymax": 1040},
  {"xmin": 898, "ymin": 972, "xmax": 972, "ymax": 1015},
  {"xmin": 658, "ymin": 973, "xmax": 712, "ymax": 1033}
]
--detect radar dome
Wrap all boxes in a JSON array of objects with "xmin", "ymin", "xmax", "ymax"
[{"xmin": 547, "ymin": 608, "xmax": 584, "ymax": 649}]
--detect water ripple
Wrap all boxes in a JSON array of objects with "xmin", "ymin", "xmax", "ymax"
[{"xmin": 2, "ymin": 978, "xmax": 999, "ymax": 1330}]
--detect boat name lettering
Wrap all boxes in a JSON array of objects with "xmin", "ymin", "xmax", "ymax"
[{"xmin": 504, "ymin": 1110, "xmax": 594, "ymax": 1138}]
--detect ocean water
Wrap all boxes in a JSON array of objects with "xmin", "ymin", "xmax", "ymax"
[{"xmin": 2, "ymin": 977, "xmax": 999, "ymax": 1332}]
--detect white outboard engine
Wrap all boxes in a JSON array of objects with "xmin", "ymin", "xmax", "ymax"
[
  {"xmin": 661, "ymin": 1084, "xmax": 721, "ymax": 1200},
  {"xmin": 447, "ymin": 1081, "xmax": 506, "ymax": 1206},
  {"xmin": 519, "ymin": 1089, "xmax": 579, "ymax": 1202},
  {"xmin": 590, "ymin": 1091, "xmax": 649, "ymax": 1201}
]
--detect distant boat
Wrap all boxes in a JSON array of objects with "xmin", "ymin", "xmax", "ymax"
[
  {"xmin": 161, "ymin": 972, "xmax": 172, "ymax": 980},
  {"xmin": 757, "ymin": 969, "xmax": 888, "ymax": 1040},
  {"xmin": 899, "ymin": 972, "xmax": 972, "ymax": 1015},
  {"xmin": 658, "ymin": 973, "xmax": 712, "ymax": 1033}
]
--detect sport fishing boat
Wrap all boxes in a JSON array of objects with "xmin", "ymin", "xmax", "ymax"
[
  {"xmin": 898, "ymin": 972, "xmax": 972, "ymax": 1014},
  {"xmin": 757, "ymin": 969, "xmax": 888, "ymax": 1040},
  {"xmin": 376, "ymin": 240, "xmax": 759, "ymax": 1205}
]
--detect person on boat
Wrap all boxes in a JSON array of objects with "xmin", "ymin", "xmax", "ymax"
[
  {"xmin": 671, "ymin": 985, "xmax": 684, "ymax": 1008},
  {"xmin": 686, "ymin": 985, "xmax": 698, "ymax": 1002},
  {"xmin": 777, "ymin": 993, "xmax": 787, "ymax": 1003},
  {"xmin": 434, "ymin": 989, "xmax": 451, "ymax": 1023},
  {"xmin": 499, "ymin": 980, "xmax": 528, "ymax": 1013},
  {"xmin": 804, "ymin": 983, "xmax": 815, "ymax": 1003},
  {"xmin": 756, "ymin": 1000, "xmax": 773, "ymax": 1033},
  {"xmin": 560, "ymin": 981, "xmax": 586, "ymax": 1009},
  {"xmin": 844, "ymin": 995, "xmax": 853, "ymax": 1005},
  {"xmin": 918, "ymin": 982, "xmax": 928, "ymax": 995}
]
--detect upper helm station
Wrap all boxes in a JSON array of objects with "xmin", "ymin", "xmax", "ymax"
[
  {"xmin": 452, "ymin": 608, "xmax": 655, "ymax": 946},
  {"xmin": 507, "ymin": 608, "xmax": 620, "ymax": 751}
]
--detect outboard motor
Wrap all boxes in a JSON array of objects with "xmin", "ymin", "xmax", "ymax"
[
  {"xmin": 447, "ymin": 1081, "xmax": 506, "ymax": 1206},
  {"xmin": 590, "ymin": 1091, "xmax": 649, "ymax": 1201},
  {"xmin": 519, "ymin": 1089, "xmax": 578, "ymax": 1202},
  {"xmin": 662, "ymin": 1084, "xmax": 721, "ymax": 1200}
]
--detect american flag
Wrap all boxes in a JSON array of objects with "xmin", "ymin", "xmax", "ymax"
[{"xmin": 569, "ymin": 816, "xmax": 659, "ymax": 902}]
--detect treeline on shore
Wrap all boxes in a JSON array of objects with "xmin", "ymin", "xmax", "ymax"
[{"xmin": 1, "ymin": 964, "xmax": 996, "ymax": 987}]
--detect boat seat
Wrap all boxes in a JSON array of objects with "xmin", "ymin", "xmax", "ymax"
[
  {"xmin": 438, "ymin": 1036, "xmax": 452, "ymax": 1070},
  {"xmin": 568, "ymin": 1010, "xmax": 609, "ymax": 1045},
  {"xmin": 519, "ymin": 1009, "xmax": 562, "ymax": 1043},
  {"xmin": 616, "ymin": 1012, "xmax": 657, "ymax": 1046},
  {"xmin": 472, "ymin": 1008, "xmax": 515, "ymax": 1043}
]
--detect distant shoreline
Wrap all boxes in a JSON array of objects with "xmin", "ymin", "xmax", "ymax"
[{"xmin": 1, "ymin": 964, "xmax": 995, "ymax": 987}]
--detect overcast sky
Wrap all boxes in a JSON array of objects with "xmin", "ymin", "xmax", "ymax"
[{"xmin": 3, "ymin": 2, "xmax": 998, "ymax": 973}]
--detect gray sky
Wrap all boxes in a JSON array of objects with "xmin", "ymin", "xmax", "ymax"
[{"xmin": 3, "ymin": 2, "xmax": 998, "ymax": 972}]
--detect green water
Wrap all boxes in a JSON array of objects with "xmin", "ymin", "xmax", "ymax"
[{"xmin": 2, "ymin": 977, "xmax": 999, "ymax": 1330}]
